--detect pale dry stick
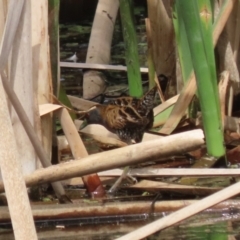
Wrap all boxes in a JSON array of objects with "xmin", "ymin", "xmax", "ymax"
[
  {"xmin": 60, "ymin": 62, "xmax": 148, "ymax": 73},
  {"xmin": 99, "ymin": 168, "xmax": 240, "ymax": 177},
  {"xmin": 218, "ymin": 71, "xmax": 230, "ymax": 128},
  {"xmin": 79, "ymin": 133, "xmax": 127, "ymax": 147},
  {"xmin": 57, "ymin": 127, "xmax": 127, "ymax": 148},
  {"xmin": 0, "ymin": 0, "xmax": 25, "ymax": 69},
  {"xmin": 159, "ymin": 73, "xmax": 196, "ymax": 134},
  {"xmin": 32, "ymin": 1, "xmax": 55, "ymax": 169},
  {"xmin": 132, "ymin": 179, "xmax": 221, "ymax": 196},
  {"xmin": 0, "ymin": 67, "xmax": 37, "ymax": 240},
  {"xmin": 227, "ymin": 84, "xmax": 234, "ymax": 116},
  {"xmin": 115, "ymin": 179, "xmax": 240, "ymax": 240},
  {"xmin": 0, "ymin": 1, "xmax": 37, "ymax": 238},
  {"xmin": 160, "ymin": 0, "xmax": 236, "ymax": 135},
  {"xmin": 0, "ymin": 129, "xmax": 204, "ymax": 193},
  {"xmin": 153, "ymin": 94, "xmax": 179, "ymax": 127},
  {"xmin": 56, "ymin": 108, "xmax": 88, "ymax": 157},
  {"xmin": 10, "ymin": 0, "xmax": 38, "ymax": 178},
  {"xmin": 0, "ymin": 78, "xmax": 38, "ymax": 240},
  {"xmin": 0, "ymin": 0, "xmax": 65, "ymax": 198}
]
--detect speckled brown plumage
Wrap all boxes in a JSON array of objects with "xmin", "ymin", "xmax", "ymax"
[{"xmin": 82, "ymin": 86, "xmax": 157, "ymax": 143}]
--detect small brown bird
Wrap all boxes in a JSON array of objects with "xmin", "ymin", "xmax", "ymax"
[{"xmin": 80, "ymin": 86, "xmax": 157, "ymax": 144}]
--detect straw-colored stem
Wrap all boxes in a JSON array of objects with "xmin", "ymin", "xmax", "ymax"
[
  {"xmin": 56, "ymin": 108, "xmax": 106, "ymax": 197},
  {"xmin": 145, "ymin": 18, "xmax": 156, "ymax": 90},
  {"xmin": 0, "ymin": 129, "xmax": 204, "ymax": 191}
]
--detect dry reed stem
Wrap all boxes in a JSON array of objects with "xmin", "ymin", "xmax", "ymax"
[
  {"xmin": 159, "ymin": 73, "xmax": 197, "ymax": 134},
  {"xmin": 219, "ymin": 71, "xmax": 230, "ymax": 127},
  {"xmin": 56, "ymin": 108, "xmax": 88, "ymax": 157},
  {"xmin": 132, "ymin": 180, "xmax": 221, "ymax": 196},
  {"xmin": 99, "ymin": 167, "xmax": 240, "ymax": 177},
  {"xmin": 56, "ymin": 107, "xmax": 105, "ymax": 196},
  {"xmin": 0, "ymin": 129, "xmax": 204, "ymax": 193},
  {"xmin": 60, "ymin": 61, "xmax": 148, "ymax": 73},
  {"xmin": 0, "ymin": 0, "xmax": 37, "ymax": 238}
]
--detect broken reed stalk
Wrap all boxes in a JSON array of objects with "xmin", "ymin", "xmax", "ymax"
[
  {"xmin": 219, "ymin": 71, "xmax": 230, "ymax": 127},
  {"xmin": 99, "ymin": 168, "xmax": 240, "ymax": 177},
  {"xmin": 56, "ymin": 108, "xmax": 105, "ymax": 197},
  {"xmin": 57, "ymin": 108, "xmax": 88, "ymax": 158},
  {"xmin": 159, "ymin": 73, "xmax": 197, "ymax": 134},
  {"xmin": 0, "ymin": 129, "xmax": 204, "ymax": 193}
]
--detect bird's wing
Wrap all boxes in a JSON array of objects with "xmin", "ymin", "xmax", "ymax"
[
  {"xmin": 110, "ymin": 97, "xmax": 137, "ymax": 107},
  {"xmin": 106, "ymin": 105, "xmax": 149, "ymax": 130}
]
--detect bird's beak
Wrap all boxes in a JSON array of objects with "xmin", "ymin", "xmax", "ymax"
[{"xmin": 80, "ymin": 119, "xmax": 88, "ymax": 130}]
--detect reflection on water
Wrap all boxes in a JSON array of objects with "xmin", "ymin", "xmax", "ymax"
[{"xmin": 0, "ymin": 207, "xmax": 240, "ymax": 239}]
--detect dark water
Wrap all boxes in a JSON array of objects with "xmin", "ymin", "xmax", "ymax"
[{"xmin": 59, "ymin": 0, "xmax": 149, "ymax": 99}]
